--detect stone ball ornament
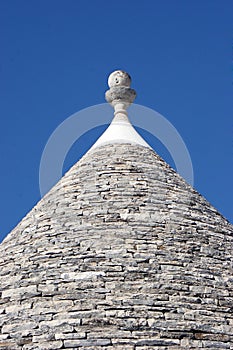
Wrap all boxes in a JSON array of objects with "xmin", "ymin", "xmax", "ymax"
[
  {"xmin": 106, "ymin": 70, "xmax": 136, "ymax": 106},
  {"xmin": 108, "ymin": 70, "xmax": 131, "ymax": 88}
]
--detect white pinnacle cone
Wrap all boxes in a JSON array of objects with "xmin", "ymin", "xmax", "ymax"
[{"xmin": 90, "ymin": 70, "xmax": 151, "ymax": 150}]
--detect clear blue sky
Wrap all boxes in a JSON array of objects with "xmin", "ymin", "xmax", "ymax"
[{"xmin": 1, "ymin": 0, "xmax": 232, "ymax": 242}]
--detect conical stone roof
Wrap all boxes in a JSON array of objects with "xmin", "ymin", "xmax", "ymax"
[{"xmin": 0, "ymin": 71, "xmax": 233, "ymax": 350}]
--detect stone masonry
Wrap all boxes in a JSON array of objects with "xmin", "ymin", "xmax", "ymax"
[{"xmin": 0, "ymin": 143, "xmax": 233, "ymax": 350}]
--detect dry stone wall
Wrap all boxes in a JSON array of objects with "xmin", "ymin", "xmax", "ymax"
[{"xmin": 0, "ymin": 143, "xmax": 233, "ymax": 349}]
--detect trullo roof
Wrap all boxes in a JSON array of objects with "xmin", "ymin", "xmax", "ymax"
[{"xmin": 0, "ymin": 71, "xmax": 232, "ymax": 350}]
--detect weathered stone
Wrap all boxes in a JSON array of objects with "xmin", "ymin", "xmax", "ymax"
[
  {"xmin": 39, "ymin": 319, "xmax": 79, "ymax": 330},
  {"xmin": 23, "ymin": 341, "xmax": 63, "ymax": 349},
  {"xmin": 37, "ymin": 284, "xmax": 57, "ymax": 295},
  {"xmin": 55, "ymin": 332, "xmax": 86, "ymax": 340},
  {"xmin": 2, "ymin": 322, "xmax": 37, "ymax": 334},
  {"xmin": 0, "ymin": 340, "xmax": 21, "ymax": 349},
  {"xmin": 202, "ymin": 340, "xmax": 231, "ymax": 348},
  {"xmin": 64, "ymin": 339, "xmax": 112, "ymax": 347},
  {"xmin": 1, "ymin": 285, "xmax": 39, "ymax": 300},
  {"xmin": 61, "ymin": 271, "xmax": 105, "ymax": 281},
  {"xmin": 0, "ymin": 141, "xmax": 232, "ymax": 350}
]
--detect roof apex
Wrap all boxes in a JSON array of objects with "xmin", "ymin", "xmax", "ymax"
[{"xmin": 91, "ymin": 70, "xmax": 151, "ymax": 150}]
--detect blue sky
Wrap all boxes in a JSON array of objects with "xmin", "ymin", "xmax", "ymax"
[{"xmin": 1, "ymin": 0, "xmax": 232, "ymax": 242}]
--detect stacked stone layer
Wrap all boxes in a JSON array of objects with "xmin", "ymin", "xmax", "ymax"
[{"xmin": 0, "ymin": 143, "xmax": 232, "ymax": 349}]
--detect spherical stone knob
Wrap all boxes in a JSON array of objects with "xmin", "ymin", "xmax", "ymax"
[
  {"xmin": 106, "ymin": 70, "xmax": 136, "ymax": 107},
  {"xmin": 108, "ymin": 70, "xmax": 131, "ymax": 88}
]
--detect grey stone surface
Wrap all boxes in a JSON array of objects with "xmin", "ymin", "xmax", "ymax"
[
  {"xmin": 0, "ymin": 143, "xmax": 233, "ymax": 349},
  {"xmin": 105, "ymin": 86, "xmax": 136, "ymax": 106}
]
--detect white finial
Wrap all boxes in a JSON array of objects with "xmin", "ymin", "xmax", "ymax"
[
  {"xmin": 108, "ymin": 70, "xmax": 131, "ymax": 88},
  {"xmin": 105, "ymin": 70, "xmax": 136, "ymax": 109},
  {"xmin": 89, "ymin": 70, "xmax": 151, "ymax": 150}
]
